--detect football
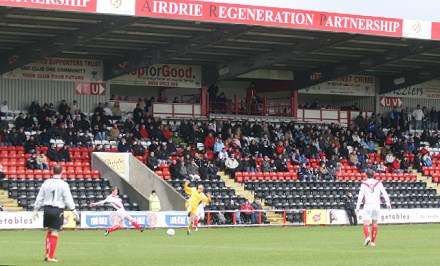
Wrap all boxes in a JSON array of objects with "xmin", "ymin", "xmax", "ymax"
[{"xmin": 167, "ymin": 229, "xmax": 175, "ymax": 236}]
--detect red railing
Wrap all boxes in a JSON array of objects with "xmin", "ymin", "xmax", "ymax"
[{"xmin": 203, "ymin": 209, "xmax": 305, "ymax": 226}]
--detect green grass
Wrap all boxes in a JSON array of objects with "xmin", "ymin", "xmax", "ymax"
[{"xmin": 0, "ymin": 224, "xmax": 439, "ymax": 265}]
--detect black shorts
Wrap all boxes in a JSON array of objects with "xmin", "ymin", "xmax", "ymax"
[{"xmin": 43, "ymin": 206, "xmax": 64, "ymax": 231}]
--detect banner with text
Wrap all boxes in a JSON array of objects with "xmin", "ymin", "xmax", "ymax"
[
  {"xmin": 0, "ymin": 0, "xmax": 97, "ymax": 12},
  {"xmin": 326, "ymin": 208, "xmax": 440, "ymax": 225},
  {"xmin": 2, "ymin": 57, "xmax": 103, "ymax": 82},
  {"xmin": 299, "ymin": 75, "xmax": 376, "ymax": 96},
  {"xmin": 383, "ymin": 80, "xmax": 440, "ymax": 99},
  {"xmin": 80, "ymin": 211, "xmax": 189, "ymax": 228},
  {"xmin": 111, "ymin": 64, "xmax": 202, "ymax": 88},
  {"xmin": 94, "ymin": 152, "xmax": 129, "ymax": 180}
]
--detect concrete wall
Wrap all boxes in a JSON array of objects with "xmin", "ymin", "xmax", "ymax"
[{"xmin": 92, "ymin": 153, "xmax": 185, "ymax": 211}]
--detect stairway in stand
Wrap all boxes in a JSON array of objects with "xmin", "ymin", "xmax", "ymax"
[
  {"xmin": 0, "ymin": 189, "xmax": 23, "ymax": 211},
  {"xmin": 218, "ymin": 172, "xmax": 285, "ymax": 224},
  {"xmin": 412, "ymin": 169, "xmax": 440, "ymax": 194}
]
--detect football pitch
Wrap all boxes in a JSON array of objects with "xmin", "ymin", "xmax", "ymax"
[{"xmin": 0, "ymin": 224, "xmax": 439, "ymax": 266}]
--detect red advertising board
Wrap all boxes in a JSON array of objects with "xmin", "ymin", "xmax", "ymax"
[
  {"xmin": 0, "ymin": 0, "xmax": 97, "ymax": 12},
  {"xmin": 380, "ymin": 97, "xmax": 403, "ymax": 108},
  {"xmin": 75, "ymin": 82, "xmax": 105, "ymax": 95},
  {"xmin": 432, "ymin": 22, "xmax": 440, "ymax": 40},
  {"xmin": 135, "ymin": 0, "xmax": 403, "ymax": 37}
]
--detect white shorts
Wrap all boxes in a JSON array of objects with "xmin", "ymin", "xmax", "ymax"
[
  {"xmin": 116, "ymin": 208, "xmax": 128, "ymax": 220},
  {"xmin": 362, "ymin": 204, "xmax": 380, "ymax": 221},
  {"xmin": 196, "ymin": 205, "xmax": 205, "ymax": 219}
]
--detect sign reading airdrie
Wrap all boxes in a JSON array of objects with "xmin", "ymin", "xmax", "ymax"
[{"xmin": 1, "ymin": 0, "xmax": 439, "ymax": 40}]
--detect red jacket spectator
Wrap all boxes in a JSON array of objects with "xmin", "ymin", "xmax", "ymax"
[
  {"xmin": 163, "ymin": 127, "xmax": 172, "ymax": 140},
  {"xmin": 204, "ymin": 133, "xmax": 215, "ymax": 150},
  {"xmin": 139, "ymin": 126, "xmax": 148, "ymax": 140},
  {"xmin": 241, "ymin": 201, "xmax": 254, "ymax": 215},
  {"xmin": 392, "ymin": 159, "xmax": 400, "ymax": 171}
]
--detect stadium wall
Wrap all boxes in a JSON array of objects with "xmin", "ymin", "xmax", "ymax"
[{"xmin": 0, "ymin": 78, "xmax": 109, "ymax": 113}]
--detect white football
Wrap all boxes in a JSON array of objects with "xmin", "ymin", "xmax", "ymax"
[{"xmin": 167, "ymin": 228, "xmax": 175, "ymax": 236}]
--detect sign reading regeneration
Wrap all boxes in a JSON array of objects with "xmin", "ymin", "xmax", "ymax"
[
  {"xmin": 2, "ymin": 57, "xmax": 103, "ymax": 82},
  {"xmin": 112, "ymin": 64, "xmax": 202, "ymax": 88},
  {"xmin": 299, "ymin": 75, "xmax": 376, "ymax": 96}
]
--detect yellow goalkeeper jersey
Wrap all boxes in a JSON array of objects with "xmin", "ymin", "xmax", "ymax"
[{"xmin": 184, "ymin": 183, "xmax": 211, "ymax": 207}]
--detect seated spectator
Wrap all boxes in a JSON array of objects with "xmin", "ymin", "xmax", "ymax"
[
  {"xmin": 240, "ymin": 200, "xmax": 254, "ymax": 224},
  {"xmin": 169, "ymin": 159, "xmax": 182, "ymax": 179},
  {"xmin": 299, "ymin": 162, "xmax": 312, "ymax": 181},
  {"xmin": 216, "ymin": 148, "xmax": 228, "ymax": 171},
  {"xmin": 132, "ymin": 140, "xmax": 146, "ymax": 157},
  {"xmin": 36, "ymin": 151, "xmax": 49, "ymax": 170},
  {"xmin": 139, "ymin": 124, "xmax": 149, "ymax": 141},
  {"xmin": 0, "ymin": 164, "xmax": 5, "ymax": 180},
  {"xmin": 47, "ymin": 143, "xmax": 60, "ymax": 162},
  {"xmin": 275, "ymin": 154, "xmax": 288, "ymax": 172},
  {"xmin": 147, "ymin": 152, "xmax": 159, "ymax": 171},
  {"xmin": 166, "ymin": 138, "xmax": 178, "ymax": 156},
  {"xmin": 117, "ymin": 137, "xmax": 132, "ymax": 153},
  {"xmin": 261, "ymin": 156, "xmax": 271, "ymax": 172},
  {"xmin": 59, "ymin": 145, "xmax": 72, "ymax": 162},
  {"xmin": 178, "ymin": 159, "xmax": 189, "ymax": 179},
  {"xmin": 225, "ymin": 154, "xmax": 240, "ymax": 178},
  {"xmin": 327, "ymin": 164, "xmax": 337, "ymax": 180},
  {"xmin": 95, "ymin": 124, "xmax": 109, "ymax": 141},
  {"xmin": 422, "ymin": 153, "xmax": 433, "ymax": 167},
  {"xmin": 392, "ymin": 158, "xmax": 404, "ymax": 173},
  {"xmin": 26, "ymin": 152, "xmax": 38, "ymax": 170},
  {"xmin": 319, "ymin": 162, "xmax": 331, "ymax": 180},
  {"xmin": 170, "ymin": 131, "xmax": 183, "ymax": 147},
  {"xmin": 211, "ymin": 201, "xmax": 226, "ymax": 225},
  {"xmin": 24, "ymin": 135, "xmax": 37, "ymax": 154},
  {"xmin": 108, "ymin": 124, "xmax": 120, "ymax": 141},
  {"xmin": 207, "ymin": 162, "xmax": 219, "ymax": 179},
  {"xmin": 291, "ymin": 149, "xmax": 301, "ymax": 165},
  {"xmin": 400, "ymin": 157, "xmax": 410, "ymax": 173},
  {"xmin": 349, "ymin": 151, "xmax": 360, "ymax": 167},
  {"xmin": 17, "ymin": 127, "xmax": 27, "ymax": 146},
  {"xmin": 250, "ymin": 198, "xmax": 267, "ymax": 224},
  {"xmin": 225, "ymin": 199, "xmax": 241, "ymax": 224},
  {"xmin": 214, "ymin": 138, "xmax": 225, "ymax": 155},
  {"xmin": 186, "ymin": 160, "xmax": 200, "ymax": 180},
  {"xmin": 311, "ymin": 166, "xmax": 321, "ymax": 180}
]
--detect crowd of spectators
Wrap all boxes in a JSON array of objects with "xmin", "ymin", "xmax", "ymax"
[{"xmin": 1, "ymin": 98, "xmax": 440, "ymax": 223}]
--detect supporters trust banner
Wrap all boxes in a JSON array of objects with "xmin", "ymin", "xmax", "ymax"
[{"xmin": 1, "ymin": 57, "xmax": 103, "ymax": 82}]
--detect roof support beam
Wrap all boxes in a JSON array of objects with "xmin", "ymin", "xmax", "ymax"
[
  {"xmin": 379, "ymin": 65, "xmax": 440, "ymax": 94},
  {"xmin": 103, "ymin": 25, "xmax": 256, "ymax": 81},
  {"xmin": 203, "ymin": 33, "xmax": 355, "ymax": 85},
  {"xmin": 293, "ymin": 41, "xmax": 440, "ymax": 90},
  {"xmin": 0, "ymin": 16, "xmax": 137, "ymax": 74}
]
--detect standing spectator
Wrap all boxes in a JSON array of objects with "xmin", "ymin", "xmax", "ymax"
[
  {"xmin": 0, "ymin": 101, "xmax": 11, "ymax": 117},
  {"xmin": 430, "ymin": 107, "xmax": 439, "ymax": 130},
  {"xmin": 213, "ymin": 138, "xmax": 225, "ymax": 155},
  {"xmin": 32, "ymin": 164, "xmax": 79, "ymax": 262},
  {"xmin": 344, "ymin": 191, "xmax": 358, "ymax": 226},
  {"xmin": 204, "ymin": 132, "xmax": 215, "ymax": 150},
  {"xmin": 111, "ymin": 102, "xmax": 122, "ymax": 120},
  {"xmin": 148, "ymin": 190, "xmax": 161, "ymax": 211},
  {"xmin": 36, "ymin": 151, "xmax": 49, "ymax": 170},
  {"xmin": 211, "ymin": 201, "xmax": 226, "ymax": 225},
  {"xmin": 217, "ymin": 148, "xmax": 228, "ymax": 171},
  {"xmin": 412, "ymin": 105, "xmax": 424, "ymax": 130}
]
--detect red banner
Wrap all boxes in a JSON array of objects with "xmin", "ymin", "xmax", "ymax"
[
  {"xmin": 135, "ymin": 0, "xmax": 403, "ymax": 37},
  {"xmin": 0, "ymin": 0, "xmax": 97, "ymax": 12}
]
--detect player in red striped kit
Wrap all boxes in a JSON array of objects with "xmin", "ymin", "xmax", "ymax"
[
  {"xmin": 356, "ymin": 169, "xmax": 391, "ymax": 247},
  {"xmin": 89, "ymin": 187, "xmax": 144, "ymax": 235}
]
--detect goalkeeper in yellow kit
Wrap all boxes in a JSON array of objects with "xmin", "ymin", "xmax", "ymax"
[{"xmin": 184, "ymin": 180, "xmax": 211, "ymax": 235}]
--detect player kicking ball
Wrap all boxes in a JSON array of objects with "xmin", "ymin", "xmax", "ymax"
[
  {"xmin": 89, "ymin": 187, "xmax": 145, "ymax": 235},
  {"xmin": 184, "ymin": 180, "xmax": 211, "ymax": 235},
  {"xmin": 356, "ymin": 169, "xmax": 391, "ymax": 247}
]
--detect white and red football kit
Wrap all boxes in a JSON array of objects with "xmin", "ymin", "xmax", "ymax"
[
  {"xmin": 104, "ymin": 195, "xmax": 127, "ymax": 220},
  {"xmin": 356, "ymin": 179, "xmax": 391, "ymax": 221}
]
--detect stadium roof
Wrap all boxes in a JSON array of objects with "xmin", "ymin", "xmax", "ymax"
[{"xmin": 0, "ymin": 6, "xmax": 440, "ymax": 93}]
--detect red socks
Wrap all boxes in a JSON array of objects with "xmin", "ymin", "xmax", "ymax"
[
  {"xmin": 48, "ymin": 235, "xmax": 58, "ymax": 259},
  {"xmin": 130, "ymin": 220, "xmax": 142, "ymax": 230},
  {"xmin": 108, "ymin": 225, "xmax": 122, "ymax": 233},
  {"xmin": 45, "ymin": 232, "xmax": 51, "ymax": 257},
  {"xmin": 194, "ymin": 218, "xmax": 199, "ymax": 228},
  {"xmin": 363, "ymin": 224, "xmax": 370, "ymax": 238},
  {"xmin": 371, "ymin": 225, "xmax": 378, "ymax": 243}
]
